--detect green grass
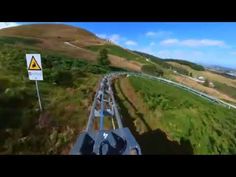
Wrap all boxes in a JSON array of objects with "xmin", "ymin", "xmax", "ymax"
[
  {"xmin": 133, "ymin": 50, "xmax": 171, "ymax": 68},
  {"xmin": 0, "ymin": 43, "xmax": 105, "ymax": 154},
  {"xmin": 0, "ymin": 75, "xmax": 98, "ymax": 154},
  {"xmin": 0, "ymin": 36, "xmax": 41, "ymax": 46},
  {"xmin": 163, "ymin": 59, "xmax": 205, "ymax": 71},
  {"xmin": 127, "ymin": 76, "xmax": 236, "ymax": 154},
  {"xmin": 141, "ymin": 64, "xmax": 164, "ymax": 77},
  {"xmin": 86, "ymin": 44, "xmax": 147, "ymax": 64},
  {"xmin": 214, "ymin": 81, "xmax": 236, "ymax": 100}
]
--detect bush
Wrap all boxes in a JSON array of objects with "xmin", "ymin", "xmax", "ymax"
[
  {"xmin": 54, "ymin": 70, "xmax": 73, "ymax": 87},
  {"xmin": 87, "ymin": 65, "xmax": 108, "ymax": 74},
  {"xmin": 97, "ymin": 48, "xmax": 110, "ymax": 66},
  {"xmin": 172, "ymin": 66, "xmax": 189, "ymax": 76},
  {"xmin": 142, "ymin": 64, "xmax": 164, "ymax": 77},
  {"xmin": 203, "ymin": 79, "xmax": 210, "ymax": 87}
]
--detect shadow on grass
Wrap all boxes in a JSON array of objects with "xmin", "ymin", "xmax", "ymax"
[
  {"xmin": 113, "ymin": 80, "xmax": 193, "ymax": 154},
  {"xmin": 138, "ymin": 129, "xmax": 193, "ymax": 154}
]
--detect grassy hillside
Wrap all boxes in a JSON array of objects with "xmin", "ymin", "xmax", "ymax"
[
  {"xmin": 141, "ymin": 64, "xmax": 164, "ymax": 77},
  {"xmin": 1, "ymin": 24, "xmax": 236, "ymax": 155},
  {"xmin": 0, "ymin": 42, "xmax": 129, "ymax": 154},
  {"xmin": 0, "ymin": 24, "xmax": 101, "ymax": 43},
  {"xmin": 163, "ymin": 60, "xmax": 236, "ymax": 105},
  {"xmin": 133, "ymin": 50, "xmax": 171, "ymax": 68},
  {"xmin": 164, "ymin": 59, "xmax": 205, "ymax": 71},
  {"xmin": 87, "ymin": 44, "xmax": 147, "ymax": 64},
  {"xmin": 167, "ymin": 61, "xmax": 236, "ymax": 97},
  {"xmin": 0, "ymin": 36, "xmax": 42, "ymax": 46},
  {"xmin": 0, "ymin": 24, "xmax": 146, "ymax": 71},
  {"xmin": 133, "ymin": 51, "xmax": 191, "ymax": 76},
  {"xmin": 214, "ymin": 81, "xmax": 236, "ymax": 100},
  {"xmin": 133, "ymin": 50, "xmax": 205, "ymax": 71},
  {"xmin": 114, "ymin": 76, "xmax": 236, "ymax": 154}
]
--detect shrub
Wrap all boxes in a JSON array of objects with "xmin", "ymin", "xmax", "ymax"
[
  {"xmin": 142, "ymin": 64, "xmax": 164, "ymax": 77},
  {"xmin": 97, "ymin": 48, "xmax": 110, "ymax": 66},
  {"xmin": 203, "ymin": 79, "xmax": 209, "ymax": 87},
  {"xmin": 54, "ymin": 70, "xmax": 73, "ymax": 87}
]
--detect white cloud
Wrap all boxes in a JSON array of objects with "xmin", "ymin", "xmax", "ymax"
[
  {"xmin": 146, "ymin": 30, "xmax": 172, "ymax": 38},
  {"xmin": 160, "ymin": 38, "xmax": 226, "ymax": 47},
  {"xmin": 96, "ymin": 33, "xmax": 122, "ymax": 44},
  {"xmin": 0, "ymin": 22, "xmax": 20, "ymax": 30},
  {"xmin": 96, "ymin": 33, "xmax": 137, "ymax": 47},
  {"xmin": 230, "ymin": 51, "xmax": 236, "ymax": 55},
  {"xmin": 96, "ymin": 34, "xmax": 107, "ymax": 39},
  {"xmin": 157, "ymin": 50, "xmax": 204, "ymax": 61},
  {"xmin": 125, "ymin": 40, "xmax": 137, "ymax": 46},
  {"xmin": 109, "ymin": 34, "xmax": 121, "ymax": 43},
  {"xmin": 146, "ymin": 31, "xmax": 157, "ymax": 37},
  {"xmin": 136, "ymin": 47, "xmax": 158, "ymax": 56},
  {"xmin": 181, "ymin": 39, "xmax": 225, "ymax": 47},
  {"xmin": 160, "ymin": 38, "xmax": 179, "ymax": 45}
]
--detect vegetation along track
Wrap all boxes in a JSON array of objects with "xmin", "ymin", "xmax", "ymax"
[
  {"xmin": 110, "ymin": 72, "xmax": 236, "ymax": 110},
  {"xmin": 103, "ymin": 72, "xmax": 236, "ymax": 154}
]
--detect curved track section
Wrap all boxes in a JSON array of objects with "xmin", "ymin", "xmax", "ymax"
[
  {"xmin": 70, "ymin": 73, "xmax": 142, "ymax": 155},
  {"xmin": 70, "ymin": 71, "xmax": 236, "ymax": 155}
]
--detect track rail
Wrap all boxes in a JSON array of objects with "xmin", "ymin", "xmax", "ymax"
[
  {"xmin": 70, "ymin": 73, "xmax": 141, "ymax": 155},
  {"xmin": 70, "ymin": 71, "xmax": 236, "ymax": 155},
  {"xmin": 125, "ymin": 72, "xmax": 236, "ymax": 110}
]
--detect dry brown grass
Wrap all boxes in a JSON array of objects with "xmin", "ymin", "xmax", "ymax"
[
  {"xmin": 109, "ymin": 55, "xmax": 142, "ymax": 72},
  {"xmin": 119, "ymin": 77, "xmax": 148, "ymax": 113},
  {"xmin": 173, "ymin": 75, "xmax": 236, "ymax": 104},
  {"xmin": 167, "ymin": 61, "xmax": 236, "ymax": 88},
  {"xmin": 0, "ymin": 24, "xmax": 103, "ymax": 42},
  {"xmin": 0, "ymin": 24, "xmax": 144, "ymax": 70},
  {"xmin": 200, "ymin": 71, "xmax": 236, "ymax": 87}
]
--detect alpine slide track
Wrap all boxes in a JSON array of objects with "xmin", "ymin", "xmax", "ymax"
[{"xmin": 70, "ymin": 72, "xmax": 236, "ymax": 155}]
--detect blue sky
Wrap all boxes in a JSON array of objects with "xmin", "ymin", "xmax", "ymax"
[{"xmin": 1, "ymin": 22, "xmax": 236, "ymax": 68}]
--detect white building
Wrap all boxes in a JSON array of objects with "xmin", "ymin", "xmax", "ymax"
[{"xmin": 198, "ymin": 76, "xmax": 205, "ymax": 81}]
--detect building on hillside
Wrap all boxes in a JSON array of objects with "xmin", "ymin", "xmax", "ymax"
[{"xmin": 197, "ymin": 76, "xmax": 205, "ymax": 81}]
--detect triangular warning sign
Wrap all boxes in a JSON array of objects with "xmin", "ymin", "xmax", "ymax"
[{"xmin": 28, "ymin": 56, "xmax": 41, "ymax": 70}]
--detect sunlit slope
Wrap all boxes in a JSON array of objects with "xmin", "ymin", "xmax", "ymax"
[
  {"xmin": 0, "ymin": 24, "xmax": 145, "ymax": 71},
  {"xmin": 113, "ymin": 76, "xmax": 236, "ymax": 154}
]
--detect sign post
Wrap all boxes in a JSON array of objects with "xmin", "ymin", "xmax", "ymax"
[
  {"xmin": 35, "ymin": 80, "xmax": 42, "ymax": 111},
  {"xmin": 26, "ymin": 54, "xmax": 43, "ymax": 111}
]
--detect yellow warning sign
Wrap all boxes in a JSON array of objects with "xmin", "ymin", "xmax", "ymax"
[{"xmin": 28, "ymin": 56, "xmax": 41, "ymax": 70}]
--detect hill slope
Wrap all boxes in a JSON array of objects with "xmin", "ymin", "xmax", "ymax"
[
  {"xmin": 113, "ymin": 76, "xmax": 236, "ymax": 154},
  {"xmin": 0, "ymin": 24, "xmax": 103, "ymax": 45},
  {"xmin": 1, "ymin": 23, "xmax": 236, "ymax": 154},
  {"xmin": 0, "ymin": 24, "xmax": 145, "ymax": 71},
  {"xmin": 0, "ymin": 24, "xmax": 147, "ymax": 154}
]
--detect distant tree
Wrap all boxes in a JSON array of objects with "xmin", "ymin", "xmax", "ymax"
[
  {"xmin": 173, "ymin": 66, "xmax": 189, "ymax": 76},
  {"xmin": 97, "ymin": 48, "xmax": 110, "ymax": 66},
  {"xmin": 156, "ymin": 68, "xmax": 164, "ymax": 77},
  {"xmin": 189, "ymin": 72, "xmax": 193, "ymax": 77},
  {"xmin": 142, "ymin": 64, "xmax": 164, "ymax": 77}
]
